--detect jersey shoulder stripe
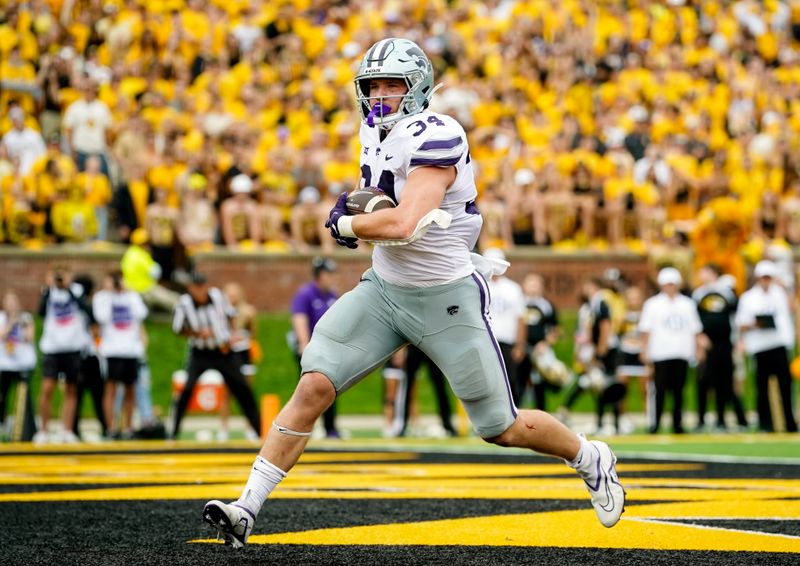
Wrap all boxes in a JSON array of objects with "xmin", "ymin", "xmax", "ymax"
[
  {"xmin": 409, "ymin": 155, "xmax": 461, "ymax": 167},
  {"xmin": 418, "ymin": 136, "xmax": 463, "ymax": 152}
]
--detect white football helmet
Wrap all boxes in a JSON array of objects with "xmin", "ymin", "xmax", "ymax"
[{"xmin": 354, "ymin": 37, "xmax": 435, "ymax": 130}]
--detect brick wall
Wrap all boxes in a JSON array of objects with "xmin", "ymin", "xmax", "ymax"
[{"xmin": 0, "ymin": 246, "xmax": 650, "ymax": 311}]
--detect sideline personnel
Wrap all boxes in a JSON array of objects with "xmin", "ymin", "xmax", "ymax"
[{"xmin": 171, "ymin": 273, "xmax": 261, "ymax": 439}]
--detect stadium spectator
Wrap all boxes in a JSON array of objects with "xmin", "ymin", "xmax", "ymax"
[
  {"xmin": 36, "ymin": 268, "xmax": 93, "ymax": 444},
  {"xmin": 177, "ymin": 173, "xmax": 218, "ymax": 253},
  {"xmin": 735, "ymin": 260, "xmax": 798, "ymax": 433},
  {"xmin": 0, "ymin": 291, "xmax": 36, "ymax": 437},
  {"xmin": 145, "ymin": 185, "xmax": 180, "ymax": 282},
  {"xmin": 639, "ymin": 267, "xmax": 705, "ymax": 435},
  {"xmin": 62, "ymin": 79, "xmax": 112, "ymax": 176},
  {"xmin": 289, "ymin": 257, "xmax": 340, "ymax": 438},
  {"xmin": 94, "ymin": 270, "xmax": 148, "ymax": 440},
  {"xmin": 75, "ymin": 155, "xmax": 112, "ymax": 241},
  {"xmin": 477, "ymin": 181, "xmax": 514, "ymax": 251},
  {"xmin": 3, "ymin": 161, "xmax": 37, "ymax": 244},
  {"xmin": 220, "ymin": 174, "xmax": 259, "ymax": 249},
  {"xmin": 111, "ymin": 162, "xmax": 151, "ymax": 243},
  {"xmin": 28, "ymin": 133, "xmax": 76, "ymax": 209},
  {"xmin": 289, "ymin": 186, "xmax": 326, "ymax": 252},
  {"xmin": 256, "ymin": 184, "xmax": 291, "ymax": 252},
  {"xmin": 0, "ymin": 0, "xmax": 798, "ymax": 255},
  {"xmin": 50, "ymin": 177, "xmax": 97, "ymax": 243},
  {"xmin": 35, "ymin": 52, "xmax": 68, "ymax": 142},
  {"xmin": 2, "ymin": 106, "xmax": 45, "ymax": 176},
  {"xmin": 120, "ymin": 228, "xmax": 179, "ymax": 312},
  {"xmin": 0, "ymin": 45, "xmax": 37, "ymax": 117},
  {"xmin": 171, "ymin": 272, "xmax": 262, "ymax": 440},
  {"xmin": 778, "ymin": 179, "xmax": 800, "ymax": 245}
]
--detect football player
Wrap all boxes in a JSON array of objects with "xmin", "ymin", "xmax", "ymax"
[{"xmin": 202, "ymin": 38, "xmax": 625, "ymax": 548}]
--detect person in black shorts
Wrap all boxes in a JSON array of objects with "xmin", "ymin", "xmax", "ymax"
[
  {"xmin": 70, "ymin": 274, "xmax": 108, "ymax": 440},
  {"xmin": 37, "ymin": 268, "xmax": 93, "ymax": 444},
  {"xmin": 93, "ymin": 271, "xmax": 149, "ymax": 439},
  {"xmin": 692, "ymin": 264, "xmax": 747, "ymax": 431}
]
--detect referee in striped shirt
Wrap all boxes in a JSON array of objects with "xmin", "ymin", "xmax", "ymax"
[{"xmin": 171, "ymin": 272, "xmax": 261, "ymax": 439}]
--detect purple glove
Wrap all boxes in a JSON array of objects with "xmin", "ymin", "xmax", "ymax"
[{"xmin": 325, "ymin": 192, "xmax": 358, "ymax": 249}]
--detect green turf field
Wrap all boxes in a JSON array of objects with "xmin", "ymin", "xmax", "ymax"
[
  {"xmin": 143, "ymin": 310, "xmax": 626, "ymax": 417},
  {"xmin": 142, "ymin": 310, "xmax": 750, "ymax": 419}
]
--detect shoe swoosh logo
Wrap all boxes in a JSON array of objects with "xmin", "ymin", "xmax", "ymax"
[
  {"xmin": 582, "ymin": 446, "xmax": 615, "ymax": 512},
  {"xmin": 583, "ymin": 453, "xmax": 602, "ymax": 492}
]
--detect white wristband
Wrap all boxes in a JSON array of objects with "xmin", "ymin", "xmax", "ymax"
[{"xmin": 337, "ymin": 215, "xmax": 356, "ymax": 238}]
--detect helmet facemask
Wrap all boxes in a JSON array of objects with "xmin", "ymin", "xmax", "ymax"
[
  {"xmin": 354, "ymin": 38, "xmax": 434, "ymax": 130},
  {"xmin": 356, "ymin": 76, "xmax": 414, "ymax": 130}
]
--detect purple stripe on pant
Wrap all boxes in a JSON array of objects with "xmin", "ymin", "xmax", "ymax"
[{"xmin": 471, "ymin": 272, "xmax": 518, "ymax": 418}]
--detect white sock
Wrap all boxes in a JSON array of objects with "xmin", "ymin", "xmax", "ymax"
[
  {"xmin": 235, "ymin": 456, "xmax": 287, "ymax": 516},
  {"xmin": 566, "ymin": 434, "xmax": 594, "ymax": 471}
]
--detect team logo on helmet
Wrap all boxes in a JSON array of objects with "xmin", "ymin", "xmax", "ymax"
[{"xmin": 399, "ymin": 46, "xmax": 428, "ymax": 70}]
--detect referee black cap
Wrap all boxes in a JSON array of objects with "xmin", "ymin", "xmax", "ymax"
[{"xmin": 189, "ymin": 271, "xmax": 208, "ymax": 285}]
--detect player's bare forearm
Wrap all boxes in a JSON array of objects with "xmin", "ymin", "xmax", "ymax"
[{"xmin": 351, "ymin": 166, "xmax": 453, "ymax": 240}]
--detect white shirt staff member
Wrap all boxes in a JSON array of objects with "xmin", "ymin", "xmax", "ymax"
[
  {"xmin": 734, "ymin": 260, "xmax": 797, "ymax": 432},
  {"xmin": 639, "ymin": 267, "xmax": 704, "ymax": 434},
  {"xmin": 485, "ymin": 248, "xmax": 527, "ymax": 400}
]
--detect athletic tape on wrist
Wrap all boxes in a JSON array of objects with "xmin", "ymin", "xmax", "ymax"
[
  {"xmin": 272, "ymin": 422, "xmax": 312, "ymax": 437},
  {"xmin": 337, "ymin": 215, "xmax": 356, "ymax": 238}
]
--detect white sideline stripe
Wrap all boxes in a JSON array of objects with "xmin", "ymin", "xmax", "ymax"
[
  {"xmin": 309, "ymin": 443, "xmax": 800, "ymax": 465},
  {"xmin": 626, "ymin": 517, "xmax": 800, "ymax": 541},
  {"xmin": 611, "ymin": 450, "xmax": 800, "ymax": 466}
]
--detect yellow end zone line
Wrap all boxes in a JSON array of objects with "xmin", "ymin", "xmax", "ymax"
[{"xmin": 190, "ymin": 502, "xmax": 800, "ymax": 553}]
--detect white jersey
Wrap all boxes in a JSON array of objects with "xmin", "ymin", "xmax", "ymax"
[
  {"xmin": 487, "ymin": 276, "xmax": 525, "ymax": 345},
  {"xmin": 639, "ymin": 292, "xmax": 703, "ymax": 362},
  {"xmin": 359, "ymin": 110, "xmax": 482, "ymax": 286},
  {"xmin": 93, "ymin": 290, "xmax": 148, "ymax": 358},
  {"xmin": 39, "ymin": 285, "xmax": 89, "ymax": 355},
  {"xmin": 735, "ymin": 283, "xmax": 794, "ymax": 355},
  {"xmin": 0, "ymin": 311, "xmax": 36, "ymax": 372}
]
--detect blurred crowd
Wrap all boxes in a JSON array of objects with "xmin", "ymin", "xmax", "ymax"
[{"xmin": 1, "ymin": 0, "xmax": 799, "ymax": 266}]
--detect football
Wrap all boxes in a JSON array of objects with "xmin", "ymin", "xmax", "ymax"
[{"xmin": 346, "ymin": 186, "xmax": 396, "ymax": 215}]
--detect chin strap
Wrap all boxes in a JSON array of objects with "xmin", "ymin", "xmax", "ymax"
[
  {"xmin": 272, "ymin": 422, "xmax": 312, "ymax": 437},
  {"xmin": 367, "ymin": 208, "xmax": 453, "ymax": 247}
]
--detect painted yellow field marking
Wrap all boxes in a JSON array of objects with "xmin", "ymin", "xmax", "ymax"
[
  {"xmin": 3, "ymin": 446, "xmax": 798, "ymax": 553},
  {"xmin": 241, "ymin": 505, "xmax": 800, "ymax": 553}
]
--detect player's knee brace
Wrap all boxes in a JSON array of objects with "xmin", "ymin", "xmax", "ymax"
[{"xmin": 272, "ymin": 422, "xmax": 312, "ymax": 437}]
